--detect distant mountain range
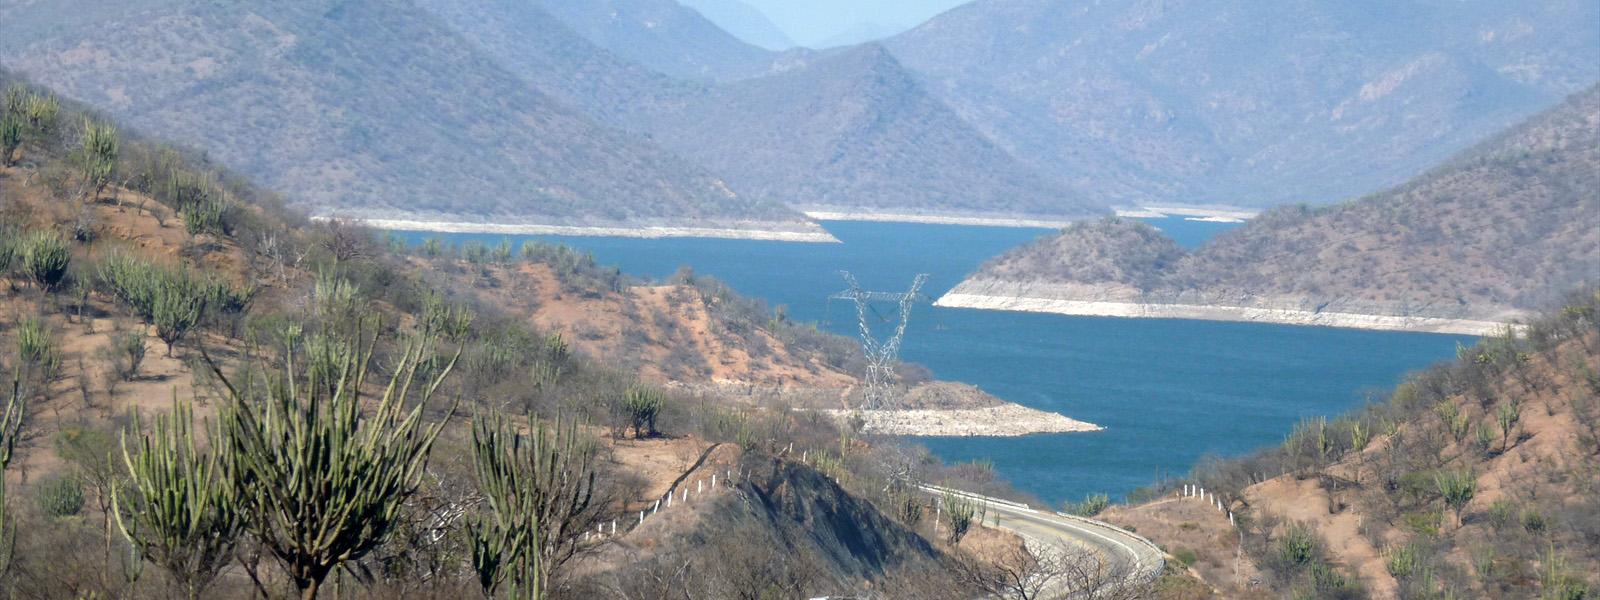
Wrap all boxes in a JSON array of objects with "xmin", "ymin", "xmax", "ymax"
[
  {"xmin": 677, "ymin": 0, "xmax": 796, "ymax": 51},
  {"xmin": 939, "ymin": 86, "xmax": 1600, "ymax": 334},
  {"xmin": 0, "ymin": 0, "xmax": 801, "ymax": 230},
  {"xmin": 414, "ymin": 0, "xmax": 1099, "ymax": 218},
  {"xmin": 3, "ymin": 0, "xmax": 1595, "ymax": 230},
  {"xmin": 883, "ymin": 0, "xmax": 1600, "ymax": 208}
]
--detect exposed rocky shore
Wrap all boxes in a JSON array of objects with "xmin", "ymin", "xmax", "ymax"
[
  {"xmin": 321, "ymin": 215, "xmax": 840, "ymax": 242},
  {"xmin": 675, "ymin": 380, "xmax": 1102, "ymax": 437},
  {"xmin": 825, "ymin": 405, "xmax": 1102, "ymax": 437},
  {"xmin": 937, "ymin": 280, "xmax": 1523, "ymax": 336}
]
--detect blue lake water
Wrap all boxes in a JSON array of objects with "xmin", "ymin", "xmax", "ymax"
[{"xmin": 400, "ymin": 218, "xmax": 1472, "ymax": 507}]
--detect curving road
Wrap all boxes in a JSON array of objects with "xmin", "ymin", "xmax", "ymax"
[{"xmin": 922, "ymin": 485, "xmax": 1165, "ymax": 598}]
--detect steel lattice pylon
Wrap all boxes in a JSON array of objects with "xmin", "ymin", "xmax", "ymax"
[{"xmin": 829, "ymin": 271, "xmax": 930, "ymax": 410}]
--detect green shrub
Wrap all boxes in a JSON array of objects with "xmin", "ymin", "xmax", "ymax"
[
  {"xmin": 1473, "ymin": 420, "xmax": 1497, "ymax": 454},
  {"xmin": 1272, "ymin": 522, "xmax": 1320, "ymax": 573},
  {"xmin": 1172, "ymin": 547, "xmax": 1198, "ymax": 568},
  {"xmin": 19, "ymin": 229, "xmax": 70, "ymax": 290},
  {"xmin": 1521, "ymin": 506, "xmax": 1546, "ymax": 532},
  {"xmin": 1383, "ymin": 543, "xmax": 1419, "ymax": 578},
  {"xmin": 1401, "ymin": 510, "xmax": 1441, "ymax": 535},
  {"xmin": 1488, "ymin": 498, "xmax": 1514, "ymax": 531},
  {"xmin": 16, "ymin": 317, "xmax": 61, "ymax": 381},
  {"xmin": 35, "ymin": 475, "xmax": 84, "ymax": 517},
  {"xmin": 1309, "ymin": 562, "xmax": 1362, "ymax": 597},
  {"xmin": 1066, "ymin": 492, "xmax": 1111, "ymax": 517},
  {"xmin": 183, "ymin": 196, "xmax": 232, "ymax": 237},
  {"xmin": 490, "ymin": 238, "xmax": 512, "ymax": 264}
]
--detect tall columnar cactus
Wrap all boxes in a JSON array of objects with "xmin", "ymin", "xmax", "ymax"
[
  {"xmin": 622, "ymin": 387, "xmax": 663, "ymax": 439},
  {"xmin": 211, "ymin": 325, "xmax": 462, "ymax": 600},
  {"xmin": 0, "ymin": 378, "xmax": 25, "ymax": 577},
  {"xmin": 468, "ymin": 411, "xmax": 597, "ymax": 599},
  {"xmin": 78, "ymin": 119, "xmax": 118, "ymax": 200},
  {"xmin": 0, "ymin": 114, "xmax": 20, "ymax": 166},
  {"xmin": 113, "ymin": 396, "xmax": 242, "ymax": 600}
]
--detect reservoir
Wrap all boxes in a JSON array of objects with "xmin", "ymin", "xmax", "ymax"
[{"xmin": 402, "ymin": 218, "xmax": 1472, "ymax": 506}]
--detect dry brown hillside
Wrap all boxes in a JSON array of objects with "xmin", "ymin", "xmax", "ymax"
[{"xmin": 1104, "ymin": 292, "xmax": 1599, "ymax": 600}]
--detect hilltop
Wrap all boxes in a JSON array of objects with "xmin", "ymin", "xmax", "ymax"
[
  {"xmin": 884, "ymin": 0, "xmax": 1600, "ymax": 208},
  {"xmin": 939, "ymin": 86, "xmax": 1600, "ymax": 335}
]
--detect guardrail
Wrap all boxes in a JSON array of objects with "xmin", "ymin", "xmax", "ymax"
[{"xmin": 918, "ymin": 483, "xmax": 1166, "ymax": 587}]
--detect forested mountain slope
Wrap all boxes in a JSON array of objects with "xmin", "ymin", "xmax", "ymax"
[
  {"xmin": 941, "ymin": 86, "xmax": 1600, "ymax": 334},
  {"xmin": 0, "ymin": 0, "xmax": 805, "ymax": 230},
  {"xmin": 884, "ymin": 0, "xmax": 1600, "ymax": 208}
]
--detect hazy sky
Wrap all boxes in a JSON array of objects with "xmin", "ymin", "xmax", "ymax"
[{"xmin": 741, "ymin": 0, "xmax": 972, "ymax": 46}]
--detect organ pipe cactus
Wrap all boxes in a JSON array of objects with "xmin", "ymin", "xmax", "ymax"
[
  {"xmin": 77, "ymin": 119, "xmax": 118, "ymax": 200},
  {"xmin": 113, "ymin": 395, "xmax": 242, "ymax": 600},
  {"xmin": 468, "ymin": 411, "xmax": 596, "ymax": 599},
  {"xmin": 1, "ymin": 378, "xmax": 24, "ymax": 576},
  {"xmin": 209, "ymin": 323, "xmax": 462, "ymax": 600},
  {"xmin": 623, "ymin": 387, "xmax": 663, "ymax": 439}
]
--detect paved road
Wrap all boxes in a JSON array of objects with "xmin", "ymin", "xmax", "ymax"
[{"xmin": 922, "ymin": 485, "xmax": 1165, "ymax": 598}]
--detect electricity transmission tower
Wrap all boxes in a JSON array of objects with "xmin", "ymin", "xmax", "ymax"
[{"xmin": 828, "ymin": 271, "xmax": 930, "ymax": 410}]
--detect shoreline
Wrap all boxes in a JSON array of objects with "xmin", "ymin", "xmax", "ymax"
[
  {"xmin": 935, "ymin": 293, "xmax": 1519, "ymax": 337},
  {"xmin": 329, "ymin": 216, "xmax": 841, "ymax": 243},
  {"xmin": 802, "ymin": 210, "xmax": 1077, "ymax": 229},
  {"xmin": 1113, "ymin": 205, "xmax": 1260, "ymax": 221},
  {"xmin": 823, "ymin": 405, "xmax": 1103, "ymax": 437}
]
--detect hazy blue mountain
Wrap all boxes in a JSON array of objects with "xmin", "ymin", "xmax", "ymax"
[
  {"xmin": 677, "ymin": 0, "xmax": 796, "ymax": 51},
  {"xmin": 531, "ymin": 0, "xmax": 773, "ymax": 80},
  {"xmin": 634, "ymin": 44, "xmax": 1098, "ymax": 216},
  {"xmin": 883, "ymin": 0, "xmax": 1600, "ymax": 208},
  {"xmin": 957, "ymin": 86, "xmax": 1600, "ymax": 323},
  {"xmin": 420, "ymin": 1, "xmax": 1099, "ymax": 218},
  {"xmin": 811, "ymin": 21, "xmax": 913, "ymax": 49},
  {"xmin": 0, "ymin": 0, "xmax": 800, "ymax": 225}
]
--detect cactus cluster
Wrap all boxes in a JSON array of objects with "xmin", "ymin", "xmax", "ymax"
[
  {"xmin": 207, "ymin": 325, "xmax": 463, "ymax": 599},
  {"xmin": 19, "ymin": 229, "xmax": 70, "ymax": 290},
  {"xmin": 469, "ymin": 411, "xmax": 597, "ymax": 600},
  {"xmin": 76, "ymin": 119, "xmax": 118, "ymax": 199},
  {"xmin": 0, "ymin": 85, "xmax": 59, "ymax": 165},
  {"xmin": 114, "ymin": 396, "xmax": 243, "ymax": 600},
  {"xmin": 97, "ymin": 251, "xmax": 242, "ymax": 356}
]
